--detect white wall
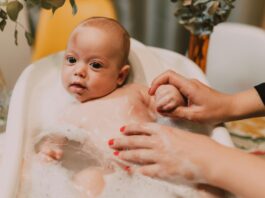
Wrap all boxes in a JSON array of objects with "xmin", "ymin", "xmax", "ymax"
[
  {"xmin": 0, "ymin": 6, "xmax": 31, "ymax": 90},
  {"xmin": 228, "ymin": 0, "xmax": 265, "ymax": 27}
]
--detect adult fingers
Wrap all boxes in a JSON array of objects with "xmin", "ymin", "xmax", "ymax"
[
  {"xmin": 160, "ymin": 106, "xmax": 196, "ymax": 121},
  {"xmin": 117, "ymin": 149, "xmax": 158, "ymax": 165},
  {"xmin": 149, "ymin": 70, "xmax": 189, "ymax": 96},
  {"xmin": 122, "ymin": 122, "xmax": 164, "ymax": 136},
  {"xmin": 135, "ymin": 164, "xmax": 161, "ymax": 178},
  {"xmin": 110, "ymin": 135, "xmax": 156, "ymax": 150}
]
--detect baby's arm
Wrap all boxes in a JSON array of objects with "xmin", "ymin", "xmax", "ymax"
[
  {"xmin": 153, "ymin": 84, "xmax": 186, "ymax": 113},
  {"xmin": 36, "ymin": 134, "xmax": 68, "ymax": 162}
]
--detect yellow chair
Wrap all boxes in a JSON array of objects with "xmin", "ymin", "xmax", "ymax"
[{"xmin": 32, "ymin": 0, "xmax": 117, "ymax": 61}]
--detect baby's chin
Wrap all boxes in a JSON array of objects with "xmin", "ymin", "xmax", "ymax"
[
  {"xmin": 72, "ymin": 89, "xmax": 117, "ymax": 103},
  {"xmin": 74, "ymin": 94, "xmax": 103, "ymax": 103},
  {"xmin": 75, "ymin": 96, "xmax": 91, "ymax": 103}
]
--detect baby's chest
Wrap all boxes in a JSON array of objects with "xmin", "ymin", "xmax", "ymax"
[
  {"xmin": 80, "ymin": 103, "xmax": 150, "ymax": 130},
  {"xmin": 66, "ymin": 99, "xmax": 152, "ymax": 132}
]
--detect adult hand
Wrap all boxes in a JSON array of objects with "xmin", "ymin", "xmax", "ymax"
[
  {"xmin": 109, "ymin": 122, "xmax": 265, "ymax": 198},
  {"xmin": 149, "ymin": 70, "xmax": 232, "ymax": 125},
  {"xmin": 109, "ymin": 122, "xmax": 222, "ymax": 184}
]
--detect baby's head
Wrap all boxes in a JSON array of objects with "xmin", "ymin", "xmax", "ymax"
[{"xmin": 62, "ymin": 17, "xmax": 130, "ymax": 102}]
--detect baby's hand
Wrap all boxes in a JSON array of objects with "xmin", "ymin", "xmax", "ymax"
[
  {"xmin": 37, "ymin": 136, "xmax": 66, "ymax": 162},
  {"xmin": 38, "ymin": 143, "xmax": 63, "ymax": 162},
  {"xmin": 154, "ymin": 84, "xmax": 185, "ymax": 113}
]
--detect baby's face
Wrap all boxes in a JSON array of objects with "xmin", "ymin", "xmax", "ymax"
[{"xmin": 62, "ymin": 26, "xmax": 125, "ymax": 102}]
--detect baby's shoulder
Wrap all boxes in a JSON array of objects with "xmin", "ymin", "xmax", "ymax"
[
  {"xmin": 123, "ymin": 83, "xmax": 148, "ymax": 92},
  {"xmin": 122, "ymin": 83, "xmax": 151, "ymax": 103}
]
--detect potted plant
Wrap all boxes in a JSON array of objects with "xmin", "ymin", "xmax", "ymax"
[{"xmin": 171, "ymin": 0, "xmax": 235, "ymax": 72}]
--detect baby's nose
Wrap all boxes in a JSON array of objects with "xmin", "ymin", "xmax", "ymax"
[{"xmin": 74, "ymin": 64, "xmax": 87, "ymax": 78}]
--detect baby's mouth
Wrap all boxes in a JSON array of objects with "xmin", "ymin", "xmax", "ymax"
[{"xmin": 69, "ymin": 83, "xmax": 87, "ymax": 93}]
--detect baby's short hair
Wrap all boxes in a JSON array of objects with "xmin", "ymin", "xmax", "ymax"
[{"xmin": 78, "ymin": 17, "xmax": 130, "ymax": 66}]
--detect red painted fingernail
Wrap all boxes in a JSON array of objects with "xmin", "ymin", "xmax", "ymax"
[
  {"xmin": 113, "ymin": 151, "xmax": 119, "ymax": 156},
  {"xmin": 120, "ymin": 126, "xmax": 125, "ymax": 133},
  {"xmin": 108, "ymin": 139, "xmax": 114, "ymax": 146},
  {"xmin": 124, "ymin": 166, "xmax": 130, "ymax": 171}
]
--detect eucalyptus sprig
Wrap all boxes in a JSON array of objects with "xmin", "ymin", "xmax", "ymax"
[
  {"xmin": 0, "ymin": 0, "xmax": 78, "ymax": 45},
  {"xmin": 171, "ymin": 0, "xmax": 235, "ymax": 35}
]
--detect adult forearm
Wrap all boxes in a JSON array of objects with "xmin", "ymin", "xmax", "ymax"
[
  {"xmin": 205, "ymin": 146, "xmax": 265, "ymax": 198},
  {"xmin": 225, "ymin": 88, "xmax": 265, "ymax": 122}
]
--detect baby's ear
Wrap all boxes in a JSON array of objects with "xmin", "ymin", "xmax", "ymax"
[{"xmin": 117, "ymin": 64, "xmax": 130, "ymax": 86}]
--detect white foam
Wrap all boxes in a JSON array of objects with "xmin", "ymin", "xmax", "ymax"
[
  {"xmin": 101, "ymin": 171, "xmax": 199, "ymax": 198},
  {"xmin": 19, "ymin": 156, "xmax": 82, "ymax": 198},
  {"xmin": 18, "ymin": 125, "xmax": 200, "ymax": 198}
]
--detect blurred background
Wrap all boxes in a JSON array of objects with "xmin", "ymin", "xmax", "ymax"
[
  {"xmin": 0, "ymin": 0, "xmax": 265, "ymax": 90},
  {"xmin": 0, "ymin": 0, "xmax": 265, "ymax": 148},
  {"xmin": 0, "ymin": 0, "xmax": 265, "ymax": 126}
]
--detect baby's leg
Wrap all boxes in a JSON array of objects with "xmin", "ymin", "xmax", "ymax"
[{"xmin": 73, "ymin": 167, "xmax": 105, "ymax": 198}]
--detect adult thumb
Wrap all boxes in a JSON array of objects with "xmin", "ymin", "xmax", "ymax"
[{"xmin": 171, "ymin": 106, "xmax": 195, "ymax": 121}]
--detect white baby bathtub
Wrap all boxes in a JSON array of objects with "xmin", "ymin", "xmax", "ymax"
[{"xmin": 0, "ymin": 39, "xmax": 234, "ymax": 198}]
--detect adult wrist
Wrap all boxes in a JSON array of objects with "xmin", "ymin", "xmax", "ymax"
[
  {"xmin": 228, "ymin": 89, "xmax": 265, "ymax": 121},
  {"xmin": 218, "ymin": 93, "xmax": 235, "ymax": 123},
  {"xmin": 191, "ymin": 137, "xmax": 228, "ymax": 184},
  {"xmin": 226, "ymin": 93, "xmax": 241, "ymax": 122},
  {"xmin": 202, "ymin": 145, "xmax": 234, "ymax": 187}
]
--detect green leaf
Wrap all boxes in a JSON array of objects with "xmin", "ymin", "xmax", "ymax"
[
  {"xmin": 69, "ymin": 0, "xmax": 78, "ymax": 15},
  {"xmin": 0, "ymin": 9, "xmax": 8, "ymax": 20},
  {"xmin": 0, "ymin": 20, "xmax": 7, "ymax": 31},
  {"xmin": 172, "ymin": 0, "xmax": 235, "ymax": 35},
  {"xmin": 25, "ymin": 31, "xmax": 34, "ymax": 45},
  {"xmin": 6, "ymin": 1, "xmax": 23, "ymax": 21},
  {"xmin": 41, "ymin": 0, "xmax": 65, "ymax": 13},
  {"xmin": 14, "ymin": 29, "xmax": 18, "ymax": 45}
]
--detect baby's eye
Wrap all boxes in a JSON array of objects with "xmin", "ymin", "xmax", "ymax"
[
  {"xmin": 66, "ymin": 56, "xmax": 77, "ymax": 64},
  {"xmin": 90, "ymin": 62, "xmax": 102, "ymax": 69}
]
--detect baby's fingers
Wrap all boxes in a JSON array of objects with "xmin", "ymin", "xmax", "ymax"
[
  {"xmin": 38, "ymin": 152, "xmax": 56, "ymax": 162},
  {"xmin": 53, "ymin": 148, "xmax": 63, "ymax": 160},
  {"xmin": 157, "ymin": 97, "xmax": 179, "ymax": 112},
  {"xmin": 156, "ymin": 96, "xmax": 172, "ymax": 110},
  {"xmin": 41, "ymin": 147, "xmax": 63, "ymax": 160}
]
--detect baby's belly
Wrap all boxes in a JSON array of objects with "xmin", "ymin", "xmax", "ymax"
[{"xmin": 80, "ymin": 111, "xmax": 155, "ymax": 142}]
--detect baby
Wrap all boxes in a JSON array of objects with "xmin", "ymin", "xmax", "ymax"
[{"xmin": 36, "ymin": 17, "xmax": 185, "ymax": 197}]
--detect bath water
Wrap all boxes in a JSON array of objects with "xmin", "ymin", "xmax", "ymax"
[{"xmin": 18, "ymin": 123, "xmax": 201, "ymax": 198}]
